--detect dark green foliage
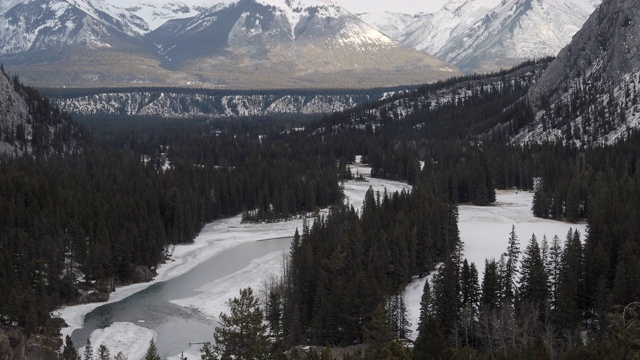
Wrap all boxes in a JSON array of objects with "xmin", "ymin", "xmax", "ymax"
[
  {"xmin": 60, "ymin": 335, "xmax": 80, "ymax": 360},
  {"xmin": 144, "ymin": 339, "xmax": 161, "ymax": 360},
  {"xmin": 281, "ymin": 185, "xmax": 459, "ymax": 347},
  {"xmin": 211, "ymin": 287, "xmax": 270, "ymax": 360},
  {"xmin": 83, "ymin": 338, "xmax": 93, "ymax": 360},
  {"xmin": 97, "ymin": 344, "xmax": 110, "ymax": 360},
  {"xmin": 0, "ymin": 77, "xmax": 343, "ymax": 333},
  {"xmin": 518, "ymin": 235, "xmax": 549, "ymax": 315}
]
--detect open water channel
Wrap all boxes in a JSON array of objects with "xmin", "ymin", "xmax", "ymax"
[{"xmin": 70, "ymin": 237, "xmax": 292, "ymax": 358}]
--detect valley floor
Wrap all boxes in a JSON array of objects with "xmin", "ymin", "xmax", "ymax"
[{"xmin": 57, "ymin": 168, "xmax": 583, "ymax": 359}]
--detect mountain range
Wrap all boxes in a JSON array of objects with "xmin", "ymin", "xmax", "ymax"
[
  {"xmin": 359, "ymin": 0, "xmax": 602, "ymax": 74},
  {"xmin": 0, "ymin": 0, "xmax": 606, "ymax": 89},
  {"xmin": 0, "ymin": 0, "xmax": 458, "ymax": 89}
]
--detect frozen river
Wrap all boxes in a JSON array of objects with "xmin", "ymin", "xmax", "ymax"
[
  {"xmin": 71, "ymin": 237, "xmax": 292, "ymax": 358},
  {"xmin": 56, "ymin": 162, "xmax": 411, "ymax": 360}
]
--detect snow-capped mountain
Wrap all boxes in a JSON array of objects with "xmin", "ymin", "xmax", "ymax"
[
  {"xmin": 402, "ymin": 0, "xmax": 501, "ymax": 56},
  {"xmin": 438, "ymin": 0, "xmax": 601, "ymax": 74},
  {"xmin": 360, "ymin": 0, "xmax": 601, "ymax": 74},
  {"xmin": 106, "ymin": 0, "xmax": 216, "ymax": 31},
  {"xmin": 145, "ymin": 0, "xmax": 460, "ymax": 88},
  {"xmin": 0, "ymin": 0, "xmax": 459, "ymax": 88},
  {"xmin": 356, "ymin": 11, "xmax": 421, "ymax": 40},
  {"xmin": 0, "ymin": 0, "xmax": 147, "ymax": 59}
]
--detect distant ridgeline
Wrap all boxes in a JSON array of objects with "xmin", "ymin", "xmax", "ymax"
[{"xmin": 44, "ymin": 86, "xmax": 416, "ymax": 118}]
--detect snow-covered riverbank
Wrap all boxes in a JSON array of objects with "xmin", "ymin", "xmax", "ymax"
[
  {"xmin": 57, "ymin": 163, "xmax": 410, "ymax": 360},
  {"xmin": 403, "ymin": 190, "xmax": 588, "ymax": 340}
]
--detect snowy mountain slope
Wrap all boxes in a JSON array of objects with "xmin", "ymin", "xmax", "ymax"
[
  {"xmin": 356, "ymin": 11, "xmax": 421, "ymax": 40},
  {"xmin": 52, "ymin": 90, "xmax": 379, "ymax": 118},
  {"xmin": 146, "ymin": 0, "xmax": 460, "ymax": 88},
  {"xmin": 107, "ymin": 0, "xmax": 217, "ymax": 31},
  {"xmin": 0, "ymin": 0, "xmax": 147, "ymax": 60},
  {"xmin": 361, "ymin": 0, "xmax": 601, "ymax": 74},
  {"xmin": 436, "ymin": 0, "xmax": 600, "ymax": 74},
  {"xmin": 516, "ymin": 0, "xmax": 640, "ymax": 146},
  {"xmin": 0, "ymin": 0, "xmax": 461, "ymax": 88},
  {"xmin": 400, "ymin": 0, "xmax": 501, "ymax": 55}
]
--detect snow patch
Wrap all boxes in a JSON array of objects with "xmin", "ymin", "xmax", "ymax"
[
  {"xmin": 403, "ymin": 190, "xmax": 587, "ymax": 340},
  {"xmin": 81, "ymin": 322, "xmax": 156, "ymax": 360}
]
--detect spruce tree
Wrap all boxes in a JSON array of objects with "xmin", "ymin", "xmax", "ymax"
[
  {"xmin": 144, "ymin": 339, "xmax": 161, "ymax": 360},
  {"xmin": 518, "ymin": 234, "xmax": 549, "ymax": 319},
  {"xmin": 212, "ymin": 287, "xmax": 270, "ymax": 360},
  {"xmin": 502, "ymin": 226, "xmax": 520, "ymax": 305},
  {"xmin": 97, "ymin": 344, "xmax": 110, "ymax": 360},
  {"xmin": 60, "ymin": 335, "xmax": 80, "ymax": 360},
  {"xmin": 83, "ymin": 338, "xmax": 94, "ymax": 360}
]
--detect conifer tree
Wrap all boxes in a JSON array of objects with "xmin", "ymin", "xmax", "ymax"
[
  {"xmin": 502, "ymin": 226, "xmax": 520, "ymax": 305},
  {"xmin": 212, "ymin": 287, "xmax": 270, "ymax": 360},
  {"xmin": 60, "ymin": 335, "xmax": 80, "ymax": 360},
  {"xmin": 413, "ymin": 281, "xmax": 447, "ymax": 360},
  {"xmin": 83, "ymin": 338, "xmax": 94, "ymax": 360},
  {"xmin": 97, "ymin": 344, "xmax": 110, "ymax": 360},
  {"xmin": 144, "ymin": 339, "xmax": 160, "ymax": 360},
  {"xmin": 481, "ymin": 259, "xmax": 501, "ymax": 313},
  {"xmin": 518, "ymin": 234, "xmax": 549, "ymax": 319},
  {"xmin": 547, "ymin": 235, "xmax": 562, "ymax": 311}
]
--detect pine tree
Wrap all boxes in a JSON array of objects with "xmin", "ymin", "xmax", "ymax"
[
  {"xmin": 83, "ymin": 338, "xmax": 94, "ymax": 360},
  {"xmin": 144, "ymin": 339, "xmax": 160, "ymax": 360},
  {"xmin": 114, "ymin": 352, "xmax": 127, "ymax": 360},
  {"xmin": 212, "ymin": 287, "xmax": 270, "ymax": 360},
  {"xmin": 199, "ymin": 343, "xmax": 215, "ymax": 360},
  {"xmin": 412, "ymin": 281, "xmax": 447, "ymax": 360},
  {"xmin": 502, "ymin": 226, "xmax": 521, "ymax": 305},
  {"xmin": 481, "ymin": 259, "xmax": 501, "ymax": 313},
  {"xmin": 363, "ymin": 303, "xmax": 396, "ymax": 359},
  {"xmin": 97, "ymin": 344, "xmax": 110, "ymax": 360},
  {"xmin": 556, "ymin": 230, "xmax": 583, "ymax": 333},
  {"xmin": 547, "ymin": 235, "xmax": 562, "ymax": 311},
  {"xmin": 60, "ymin": 335, "xmax": 80, "ymax": 360},
  {"xmin": 460, "ymin": 260, "xmax": 480, "ymax": 347},
  {"xmin": 518, "ymin": 234, "xmax": 549, "ymax": 320}
]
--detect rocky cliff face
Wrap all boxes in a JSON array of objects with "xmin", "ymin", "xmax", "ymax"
[
  {"xmin": 0, "ymin": 71, "xmax": 33, "ymax": 156},
  {"xmin": 0, "ymin": 70, "xmax": 85, "ymax": 157},
  {"xmin": 529, "ymin": 0, "xmax": 640, "ymax": 109},
  {"xmin": 518, "ymin": 0, "xmax": 640, "ymax": 145}
]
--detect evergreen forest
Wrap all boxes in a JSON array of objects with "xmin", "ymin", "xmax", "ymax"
[{"xmin": 1, "ymin": 61, "xmax": 639, "ymax": 360}]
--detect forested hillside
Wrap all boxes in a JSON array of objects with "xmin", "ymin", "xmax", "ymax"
[{"xmin": 0, "ymin": 73, "xmax": 343, "ymax": 349}]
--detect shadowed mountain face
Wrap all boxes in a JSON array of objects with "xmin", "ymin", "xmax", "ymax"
[
  {"xmin": 514, "ymin": 0, "xmax": 640, "ymax": 146},
  {"xmin": 529, "ymin": 0, "xmax": 640, "ymax": 109},
  {"xmin": 0, "ymin": 0, "xmax": 460, "ymax": 89}
]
